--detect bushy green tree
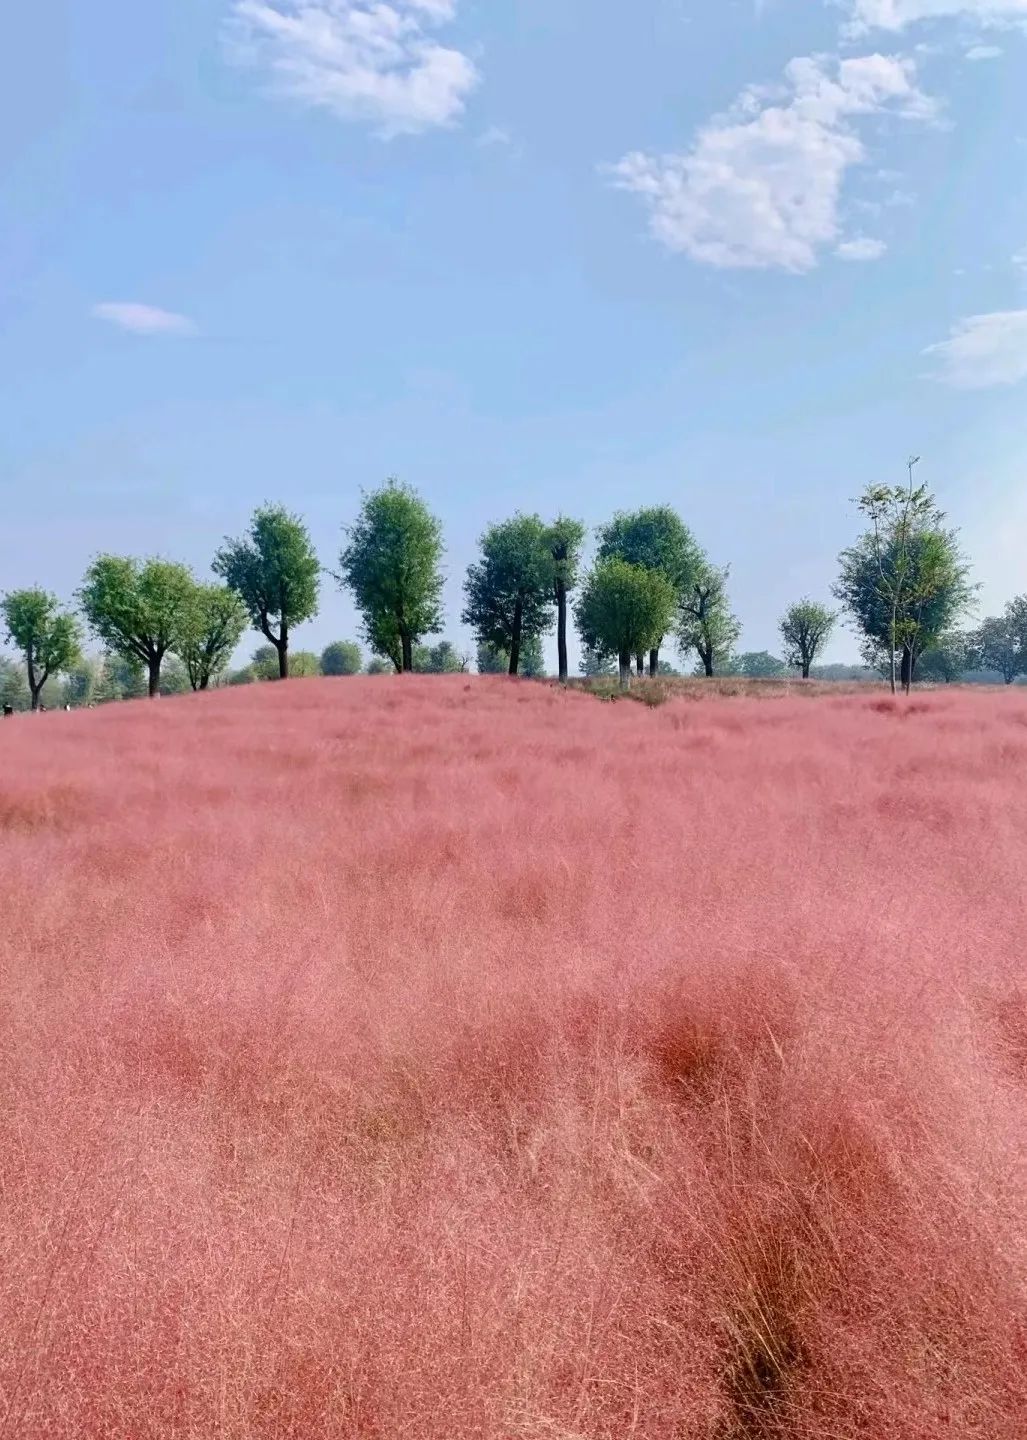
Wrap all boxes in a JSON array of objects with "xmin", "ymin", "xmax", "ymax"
[
  {"xmin": 546, "ymin": 516, "xmax": 586, "ymax": 682},
  {"xmin": 678, "ymin": 564, "xmax": 741, "ymax": 677},
  {"xmin": 160, "ymin": 656, "xmax": 192, "ymax": 697},
  {"xmin": 366, "ymin": 658, "xmax": 391, "ymax": 675},
  {"xmin": 414, "ymin": 640, "xmax": 466, "ymax": 674},
  {"xmin": 597, "ymin": 506, "xmax": 705, "ymax": 676},
  {"xmin": 251, "ymin": 644, "xmax": 281, "ymax": 681},
  {"xmin": 1, "ymin": 588, "xmax": 81, "ymax": 710},
  {"xmin": 175, "ymin": 584, "xmax": 247, "ymax": 691},
  {"xmin": 969, "ymin": 606, "xmax": 1026, "ymax": 685},
  {"xmin": 287, "ymin": 651, "xmax": 321, "ymax": 678},
  {"xmin": 226, "ymin": 666, "xmax": 256, "ymax": 686},
  {"xmin": 575, "ymin": 558, "xmax": 677, "ymax": 690},
  {"xmin": 321, "ymin": 641, "xmax": 362, "ymax": 676},
  {"xmin": 214, "ymin": 505, "xmax": 320, "ymax": 680},
  {"xmin": 464, "ymin": 514, "xmax": 553, "ymax": 676},
  {"xmin": 735, "ymin": 651, "xmax": 788, "ymax": 678},
  {"xmin": 78, "ymin": 557, "xmax": 195, "ymax": 698},
  {"xmin": 780, "ymin": 599, "xmax": 836, "ymax": 679},
  {"xmin": 0, "ymin": 656, "xmax": 29, "ymax": 711},
  {"xmin": 578, "ymin": 644, "xmax": 616, "ymax": 678},
  {"xmin": 476, "ymin": 636, "xmax": 544, "ymax": 677},
  {"xmin": 339, "ymin": 480, "xmax": 444, "ymax": 673}
]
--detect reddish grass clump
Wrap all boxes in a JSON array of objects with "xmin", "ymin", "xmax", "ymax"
[{"xmin": 1, "ymin": 678, "xmax": 1026, "ymax": 1438}]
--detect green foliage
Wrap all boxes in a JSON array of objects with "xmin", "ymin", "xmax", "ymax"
[
  {"xmin": 678, "ymin": 564, "xmax": 741, "ymax": 677},
  {"xmin": 1, "ymin": 588, "xmax": 81, "ymax": 709},
  {"xmin": 780, "ymin": 599, "xmax": 836, "ymax": 678},
  {"xmin": 575, "ymin": 557, "xmax": 677, "ymax": 687},
  {"xmin": 413, "ymin": 640, "xmax": 466, "ymax": 674},
  {"xmin": 463, "ymin": 514, "xmax": 553, "ymax": 675},
  {"xmin": 251, "ymin": 644, "xmax": 281, "ymax": 681},
  {"xmin": 0, "ymin": 656, "xmax": 30, "ymax": 711},
  {"xmin": 734, "ymin": 651, "xmax": 788, "ymax": 678},
  {"xmin": 477, "ymin": 636, "xmax": 545, "ymax": 677},
  {"xmin": 547, "ymin": 516, "xmax": 586, "ymax": 680},
  {"xmin": 366, "ymin": 658, "xmax": 391, "ymax": 675},
  {"xmin": 597, "ymin": 506, "xmax": 704, "ymax": 595},
  {"xmin": 969, "ymin": 605, "xmax": 1026, "ymax": 684},
  {"xmin": 226, "ymin": 666, "xmax": 256, "ymax": 686},
  {"xmin": 214, "ymin": 505, "xmax": 320, "ymax": 678},
  {"xmin": 287, "ymin": 651, "xmax": 321, "ymax": 678},
  {"xmin": 835, "ymin": 518, "xmax": 974, "ymax": 691},
  {"xmin": 59, "ymin": 657, "xmax": 100, "ymax": 708},
  {"xmin": 175, "ymin": 584, "xmax": 247, "ymax": 691},
  {"xmin": 917, "ymin": 632, "xmax": 970, "ymax": 684},
  {"xmin": 92, "ymin": 653, "xmax": 147, "ymax": 703},
  {"xmin": 321, "ymin": 640, "xmax": 362, "ymax": 676},
  {"xmin": 159, "ymin": 656, "xmax": 192, "ymax": 697},
  {"xmin": 339, "ymin": 479, "xmax": 444, "ymax": 673},
  {"xmin": 578, "ymin": 644, "xmax": 616, "ymax": 678},
  {"xmin": 77, "ymin": 556, "xmax": 195, "ymax": 697}
]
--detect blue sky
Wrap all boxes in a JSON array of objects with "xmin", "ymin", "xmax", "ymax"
[{"xmin": 2, "ymin": 0, "xmax": 1026, "ymax": 671}]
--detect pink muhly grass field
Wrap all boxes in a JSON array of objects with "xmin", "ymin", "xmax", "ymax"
[{"xmin": 1, "ymin": 678, "xmax": 1026, "ymax": 1438}]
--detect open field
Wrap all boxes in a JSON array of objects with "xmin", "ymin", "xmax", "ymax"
[{"xmin": 2, "ymin": 678, "xmax": 1026, "ymax": 1438}]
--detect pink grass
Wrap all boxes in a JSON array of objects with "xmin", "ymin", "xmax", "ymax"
[{"xmin": 1, "ymin": 678, "xmax": 1025, "ymax": 1437}]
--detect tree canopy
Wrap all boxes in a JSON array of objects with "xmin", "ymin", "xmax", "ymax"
[
  {"xmin": 970, "ymin": 604, "xmax": 1026, "ymax": 684},
  {"xmin": 780, "ymin": 599, "xmax": 836, "ymax": 679},
  {"xmin": 463, "ymin": 514, "xmax": 553, "ymax": 676},
  {"xmin": 1, "ymin": 588, "xmax": 81, "ymax": 710},
  {"xmin": 214, "ymin": 505, "xmax": 320, "ymax": 679},
  {"xmin": 477, "ymin": 636, "xmax": 545, "ymax": 677},
  {"xmin": 175, "ymin": 584, "xmax": 247, "ymax": 691},
  {"xmin": 678, "ymin": 564, "xmax": 741, "ymax": 677},
  {"xmin": 575, "ymin": 557, "xmax": 677, "ymax": 689},
  {"xmin": 321, "ymin": 641, "xmax": 362, "ymax": 676},
  {"xmin": 597, "ymin": 506, "xmax": 705, "ymax": 673},
  {"xmin": 77, "ymin": 557, "xmax": 195, "ymax": 698},
  {"xmin": 338, "ymin": 480, "xmax": 444, "ymax": 674},
  {"xmin": 414, "ymin": 640, "xmax": 466, "ymax": 674}
]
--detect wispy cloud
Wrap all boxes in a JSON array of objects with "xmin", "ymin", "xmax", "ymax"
[
  {"xmin": 92, "ymin": 303, "xmax": 196, "ymax": 337},
  {"xmin": 965, "ymin": 43, "xmax": 1004, "ymax": 58},
  {"xmin": 227, "ymin": 0, "xmax": 478, "ymax": 137},
  {"xmin": 607, "ymin": 53, "xmax": 934, "ymax": 273},
  {"xmin": 836, "ymin": 236, "xmax": 888, "ymax": 260},
  {"xmin": 845, "ymin": 1, "xmax": 1027, "ymax": 32},
  {"xmin": 923, "ymin": 309, "xmax": 1027, "ymax": 387}
]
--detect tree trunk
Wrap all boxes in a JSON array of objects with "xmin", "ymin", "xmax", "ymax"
[
  {"xmin": 199, "ymin": 676, "xmax": 209, "ymax": 692},
  {"xmin": 148, "ymin": 656, "xmax": 162, "ymax": 698},
  {"xmin": 29, "ymin": 686, "xmax": 41, "ymax": 712},
  {"xmin": 618, "ymin": 650, "xmax": 631, "ymax": 691},
  {"xmin": 557, "ymin": 580, "xmax": 569, "ymax": 683},
  {"xmin": 277, "ymin": 638, "xmax": 289, "ymax": 680},
  {"xmin": 889, "ymin": 607, "xmax": 898, "ymax": 695},
  {"xmin": 509, "ymin": 597, "xmax": 523, "ymax": 676},
  {"xmin": 401, "ymin": 632, "xmax": 413, "ymax": 674},
  {"xmin": 703, "ymin": 649, "xmax": 714, "ymax": 678},
  {"xmin": 802, "ymin": 660, "xmax": 811, "ymax": 680},
  {"xmin": 900, "ymin": 645, "xmax": 914, "ymax": 694},
  {"xmin": 649, "ymin": 647, "xmax": 659, "ymax": 678},
  {"xmin": 635, "ymin": 653, "xmax": 645, "ymax": 677}
]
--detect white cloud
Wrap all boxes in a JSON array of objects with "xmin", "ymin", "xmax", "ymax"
[
  {"xmin": 228, "ymin": 0, "xmax": 477, "ymax": 136},
  {"xmin": 846, "ymin": 1, "xmax": 1027, "ymax": 31},
  {"xmin": 92, "ymin": 303, "xmax": 196, "ymax": 337},
  {"xmin": 608, "ymin": 53, "xmax": 934, "ymax": 273},
  {"xmin": 837, "ymin": 235, "xmax": 888, "ymax": 259},
  {"xmin": 965, "ymin": 43, "xmax": 1004, "ymax": 57},
  {"xmin": 923, "ymin": 310, "xmax": 1027, "ymax": 387}
]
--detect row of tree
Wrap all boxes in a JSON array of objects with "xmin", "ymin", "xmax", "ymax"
[{"xmin": 2, "ymin": 471, "xmax": 1025, "ymax": 707}]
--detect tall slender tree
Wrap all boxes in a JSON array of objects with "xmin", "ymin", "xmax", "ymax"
[
  {"xmin": 546, "ymin": 517, "xmax": 586, "ymax": 683},
  {"xmin": 597, "ymin": 507, "xmax": 704, "ymax": 676},
  {"xmin": 78, "ymin": 557, "xmax": 195, "ymax": 698},
  {"xmin": 1, "ymin": 589, "xmax": 81, "ymax": 711},
  {"xmin": 678, "ymin": 564, "xmax": 741, "ymax": 677},
  {"xmin": 463, "ymin": 515, "xmax": 553, "ymax": 676},
  {"xmin": 339, "ymin": 480, "xmax": 444, "ymax": 673},
  {"xmin": 175, "ymin": 584, "xmax": 247, "ymax": 691},
  {"xmin": 214, "ymin": 505, "xmax": 320, "ymax": 680}
]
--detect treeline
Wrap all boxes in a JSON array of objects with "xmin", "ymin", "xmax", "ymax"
[{"xmin": 2, "ymin": 472, "xmax": 1025, "ymax": 709}]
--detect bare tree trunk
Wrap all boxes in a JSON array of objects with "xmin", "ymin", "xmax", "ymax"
[
  {"xmin": 901, "ymin": 645, "xmax": 914, "ymax": 694},
  {"xmin": 148, "ymin": 656, "xmax": 161, "ymax": 698},
  {"xmin": 509, "ymin": 597, "xmax": 523, "ymax": 676},
  {"xmin": 618, "ymin": 650, "xmax": 631, "ymax": 691},
  {"xmin": 401, "ymin": 632, "xmax": 413, "ymax": 674},
  {"xmin": 703, "ymin": 649, "xmax": 714, "ymax": 678},
  {"xmin": 635, "ymin": 653, "xmax": 644, "ymax": 677},
  {"xmin": 889, "ymin": 606, "xmax": 898, "ymax": 695},
  {"xmin": 557, "ymin": 580, "xmax": 569, "ymax": 683},
  {"xmin": 802, "ymin": 657, "xmax": 811, "ymax": 680},
  {"xmin": 649, "ymin": 647, "xmax": 659, "ymax": 678}
]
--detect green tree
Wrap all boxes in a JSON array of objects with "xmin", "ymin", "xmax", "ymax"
[
  {"xmin": 918, "ymin": 631, "xmax": 970, "ymax": 684},
  {"xmin": 578, "ymin": 644, "xmax": 616, "ymax": 678},
  {"xmin": 321, "ymin": 640, "xmax": 362, "ymax": 676},
  {"xmin": 60, "ymin": 657, "xmax": 100, "ymax": 708},
  {"xmin": 366, "ymin": 658, "xmax": 391, "ymax": 675},
  {"xmin": 780, "ymin": 599, "xmax": 837, "ymax": 680},
  {"xmin": 546, "ymin": 516, "xmax": 586, "ymax": 683},
  {"xmin": 970, "ymin": 607, "xmax": 1026, "ymax": 685},
  {"xmin": 78, "ymin": 557, "xmax": 195, "ymax": 698},
  {"xmin": 463, "ymin": 514, "xmax": 553, "ymax": 676},
  {"xmin": 597, "ymin": 507, "xmax": 705, "ymax": 676},
  {"xmin": 0, "ymin": 656, "xmax": 29, "ymax": 711},
  {"xmin": 575, "ymin": 558, "xmax": 677, "ymax": 690},
  {"xmin": 176, "ymin": 584, "xmax": 247, "ymax": 691},
  {"xmin": 288, "ymin": 651, "xmax": 321, "ymax": 678},
  {"xmin": 214, "ymin": 505, "xmax": 320, "ymax": 680},
  {"xmin": 1, "ymin": 589, "xmax": 81, "ymax": 711},
  {"xmin": 414, "ymin": 640, "xmax": 467, "ymax": 674},
  {"xmin": 160, "ymin": 656, "xmax": 192, "ymax": 697},
  {"xmin": 736, "ymin": 651, "xmax": 788, "ymax": 678},
  {"xmin": 251, "ymin": 644, "xmax": 280, "ymax": 681},
  {"xmin": 678, "ymin": 564, "xmax": 741, "ymax": 677},
  {"xmin": 835, "ymin": 498, "xmax": 974, "ymax": 695},
  {"xmin": 476, "ymin": 636, "xmax": 544, "ymax": 677},
  {"xmin": 338, "ymin": 480, "xmax": 444, "ymax": 673},
  {"xmin": 227, "ymin": 666, "xmax": 256, "ymax": 686}
]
